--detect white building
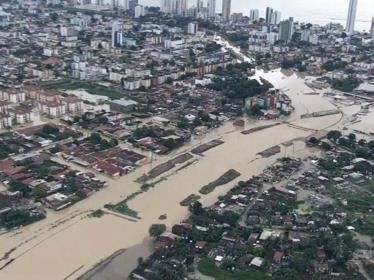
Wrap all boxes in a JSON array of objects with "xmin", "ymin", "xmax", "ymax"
[
  {"xmin": 265, "ymin": 7, "xmax": 273, "ymax": 24},
  {"xmin": 249, "ymin": 9, "xmax": 259, "ymax": 22},
  {"xmin": 222, "ymin": 0, "xmax": 231, "ymax": 21},
  {"xmin": 207, "ymin": 0, "xmax": 216, "ymax": 18},
  {"xmin": 118, "ymin": 0, "xmax": 130, "ymax": 9},
  {"xmin": 176, "ymin": 0, "xmax": 188, "ymax": 15},
  {"xmin": 345, "ymin": 0, "xmax": 358, "ymax": 34},
  {"xmin": 112, "ymin": 21, "xmax": 123, "ymax": 47},
  {"xmin": 188, "ymin": 22, "xmax": 198, "ymax": 35},
  {"xmin": 0, "ymin": 8, "xmax": 10, "ymax": 27},
  {"xmin": 270, "ymin": 10, "xmax": 281, "ymax": 25},
  {"xmin": 164, "ymin": 38, "xmax": 185, "ymax": 49},
  {"xmin": 161, "ymin": 0, "xmax": 175, "ymax": 14},
  {"xmin": 134, "ymin": 5, "xmax": 145, "ymax": 18},
  {"xmin": 248, "ymin": 27, "xmax": 279, "ymax": 45}
]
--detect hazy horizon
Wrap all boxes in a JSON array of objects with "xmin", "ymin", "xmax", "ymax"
[{"xmin": 140, "ymin": 0, "xmax": 374, "ymax": 31}]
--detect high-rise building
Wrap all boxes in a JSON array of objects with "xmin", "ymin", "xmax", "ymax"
[
  {"xmin": 188, "ymin": 22, "xmax": 198, "ymax": 34},
  {"xmin": 265, "ymin": 7, "xmax": 281, "ymax": 25},
  {"xmin": 222, "ymin": 0, "xmax": 231, "ymax": 21},
  {"xmin": 196, "ymin": 0, "xmax": 203, "ymax": 13},
  {"xmin": 161, "ymin": 0, "xmax": 173, "ymax": 14},
  {"xmin": 278, "ymin": 17, "xmax": 294, "ymax": 43},
  {"xmin": 370, "ymin": 16, "xmax": 374, "ymax": 37},
  {"xmin": 112, "ymin": 21, "xmax": 123, "ymax": 48},
  {"xmin": 346, "ymin": 0, "xmax": 358, "ymax": 34},
  {"xmin": 176, "ymin": 0, "xmax": 187, "ymax": 15},
  {"xmin": 117, "ymin": 0, "xmax": 129, "ymax": 10},
  {"xmin": 207, "ymin": 0, "xmax": 216, "ymax": 18},
  {"xmin": 134, "ymin": 5, "xmax": 145, "ymax": 18},
  {"xmin": 129, "ymin": 0, "xmax": 138, "ymax": 10},
  {"xmin": 249, "ymin": 9, "xmax": 259, "ymax": 22},
  {"xmin": 271, "ymin": 10, "xmax": 281, "ymax": 25},
  {"xmin": 265, "ymin": 7, "xmax": 273, "ymax": 24}
]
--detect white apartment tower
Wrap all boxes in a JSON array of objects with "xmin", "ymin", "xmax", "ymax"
[
  {"xmin": 208, "ymin": 0, "xmax": 216, "ymax": 18},
  {"xmin": 188, "ymin": 22, "xmax": 198, "ymax": 34},
  {"xmin": 161, "ymin": 0, "xmax": 173, "ymax": 14},
  {"xmin": 222, "ymin": 0, "xmax": 231, "ymax": 21},
  {"xmin": 112, "ymin": 21, "xmax": 123, "ymax": 47},
  {"xmin": 176, "ymin": 0, "xmax": 188, "ymax": 15},
  {"xmin": 249, "ymin": 9, "xmax": 259, "ymax": 22},
  {"xmin": 134, "ymin": 5, "xmax": 145, "ymax": 18},
  {"xmin": 346, "ymin": 0, "xmax": 358, "ymax": 34}
]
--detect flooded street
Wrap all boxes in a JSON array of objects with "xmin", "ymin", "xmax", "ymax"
[{"xmin": 0, "ymin": 67, "xmax": 364, "ymax": 280}]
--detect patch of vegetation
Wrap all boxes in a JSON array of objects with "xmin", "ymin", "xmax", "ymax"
[
  {"xmin": 8, "ymin": 181, "xmax": 31, "ymax": 196},
  {"xmin": 199, "ymin": 169, "xmax": 241, "ymax": 195},
  {"xmin": 208, "ymin": 64, "xmax": 272, "ymax": 100},
  {"xmin": 28, "ymin": 160, "xmax": 66, "ymax": 179},
  {"xmin": 104, "ymin": 202, "xmax": 140, "ymax": 219},
  {"xmin": 149, "ymin": 223, "xmax": 166, "ymax": 237},
  {"xmin": 38, "ymin": 80, "xmax": 122, "ymax": 100},
  {"xmin": 35, "ymin": 124, "xmax": 77, "ymax": 141},
  {"xmin": 180, "ymin": 194, "xmax": 201, "ymax": 207},
  {"xmin": 0, "ymin": 142, "xmax": 20, "ymax": 160},
  {"xmin": 89, "ymin": 132, "xmax": 118, "ymax": 151},
  {"xmin": 331, "ymin": 78, "xmax": 360, "ymax": 93},
  {"xmin": 323, "ymin": 59, "xmax": 348, "ymax": 71},
  {"xmin": 296, "ymin": 202, "xmax": 313, "ymax": 215},
  {"xmin": 198, "ymin": 258, "xmax": 270, "ymax": 280},
  {"xmin": 205, "ymin": 41, "xmax": 222, "ymax": 53},
  {"xmin": 0, "ymin": 209, "xmax": 44, "ymax": 229},
  {"xmin": 225, "ymin": 32, "xmax": 249, "ymax": 49},
  {"xmin": 89, "ymin": 209, "xmax": 104, "ymax": 218}
]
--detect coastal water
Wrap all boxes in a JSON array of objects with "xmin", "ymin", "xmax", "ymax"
[{"xmin": 140, "ymin": 0, "xmax": 374, "ymax": 31}]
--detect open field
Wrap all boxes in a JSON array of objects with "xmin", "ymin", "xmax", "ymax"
[{"xmin": 38, "ymin": 80, "xmax": 123, "ymax": 100}]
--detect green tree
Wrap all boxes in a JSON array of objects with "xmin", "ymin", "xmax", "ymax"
[
  {"xmin": 327, "ymin": 130, "xmax": 342, "ymax": 142},
  {"xmin": 368, "ymin": 140, "xmax": 374, "ymax": 149},
  {"xmin": 348, "ymin": 133, "xmax": 356, "ymax": 142},
  {"xmin": 189, "ymin": 201, "xmax": 204, "ymax": 215},
  {"xmin": 355, "ymin": 147, "xmax": 370, "ymax": 159},
  {"xmin": 9, "ymin": 181, "xmax": 30, "ymax": 196},
  {"xmin": 358, "ymin": 139, "xmax": 367, "ymax": 146},
  {"xmin": 149, "ymin": 224, "xmax": 166, "ymax": 237},
  {"xmin": 90, "ymin": 132, "xmax": 102, "ymax": 145},
  {"xmin": 32, "ymin": 187, "xmax": 47, "ymax": 199},
  {"xmin": 308, "ymin": 137, "xmax": 319, "ymax": 145},
  {"xmin": 321, "ymin": 141, "xmax": 332, "ymax": 151}
]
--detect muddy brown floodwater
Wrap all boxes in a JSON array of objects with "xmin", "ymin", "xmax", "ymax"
[{"xmin": 0, "ymin": 69, "xmax": 360, "ymax": 280}]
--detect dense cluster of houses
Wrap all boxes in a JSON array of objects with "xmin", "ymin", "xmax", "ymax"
[
  {"xmin": 0, "ymin": 150, "xmax": 106, "ymax": 228},
  {"xmin": 131, "ymin": 142, "xmax": 374, "ymax": 279}
]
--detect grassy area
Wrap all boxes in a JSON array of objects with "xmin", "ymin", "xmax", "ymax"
[
  {"xmin": 104, "ymin": 202, "xmax": 140, "ymax": 219},
  {"xmin": 295, "ymin": 202, "xmax": 313, "ymax": 215},
  {"xmin": 180, "ymin": 194, "xmax": 201, "ymax": 207},
  {"xmin": 198, "ymin": 258, "xmax": 270, "ymax": 280},
  {"xmin": 38, "ymin": 79, "xmax": 123, "ymax": 100},
  {"xmin": 363, "ymin": 181, "xmax": 374, "ymax": 194},
  {"xmin": 199, "ymin": 169, "xmax": 241, "ymax": 195},
  {"xmin": 351, "ymin": 216, "xmax": 374, "ymax": 237}
]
